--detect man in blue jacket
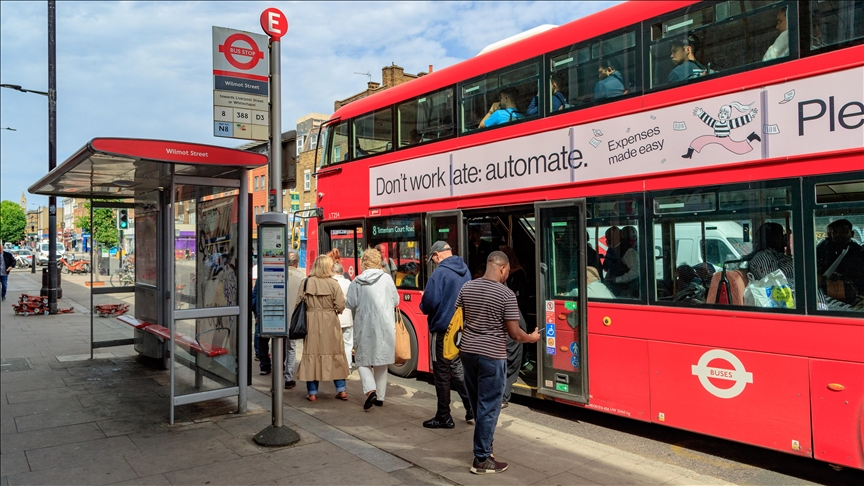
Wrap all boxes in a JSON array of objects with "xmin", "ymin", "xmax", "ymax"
[{"xmin": 420, "ymin": 241, "xmax": 473, "ymax": 428}]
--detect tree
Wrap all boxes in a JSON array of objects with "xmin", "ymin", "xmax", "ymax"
[
  {"xmin": 0, "ymin": 200, "xmax": 27, "ymax": 245},
  {"xmin": 73, "ymin": 201, "xmax": 119, "ymax": 247}
]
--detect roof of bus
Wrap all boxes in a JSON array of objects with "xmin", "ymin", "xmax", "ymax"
[{"xmin": 330, "ymin": 0, "xmax": 698, "ymax": 121}]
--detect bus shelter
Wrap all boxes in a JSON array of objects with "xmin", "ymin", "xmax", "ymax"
[{"xmin": 29, "ymin": 138, "xmax": 266, "ymax": 423}]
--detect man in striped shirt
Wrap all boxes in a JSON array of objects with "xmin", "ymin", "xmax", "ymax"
[{"xmin": 455, "ymin": 251, "xmax": 540, "ymax": 474}]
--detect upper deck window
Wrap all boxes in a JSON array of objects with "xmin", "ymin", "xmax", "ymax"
[
  {"xmin": 547, "ymin": 29, "xmax": 639, "ymax": 113},
  {"xmin": 319, "ymin": 121, "xmax": 348, "ymax": 168},
  {"xmin": 805, "ymin": 0, "xmax": 864, "ymax": 52},
  {"xmin": 354, "ymin": 107, "xmax": 393, "ymax": 160},
  {"xmin": 649, "ymin": 1, "xmax": 795, "ymax": 90},
  {"xmin": 397, "ymin": 88, "xmax": 454, "ymax": 148},
  {"xmin": 460, "ymin": 58, "xmax": 540, "ymax": 133}
]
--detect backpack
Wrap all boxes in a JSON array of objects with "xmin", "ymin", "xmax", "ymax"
[{"xmin": 442, "ymin": 307, "xmax": 463, "ymax": 360}]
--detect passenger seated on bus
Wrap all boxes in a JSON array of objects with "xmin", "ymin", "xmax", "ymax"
[
  {"xmin": 744, "ymin": 222, "xmax": 794, "ymax": 289},
  {"xmin": 816, "ymin": 219, "xmax": 864, "ymax": 304},
  {"xmin": 601, "ymin": 226, "xmax": 622, "ymax": 281},
  {"xmin": 674, "ymin": 265, "xmax": 707, "ymax": 303},
  {"xmin": 587, "ymin": 266, "xmax": 615, "ymax": 299},
  {"xmin": 479, "ymin": 87, "xmax": 525, "ymax": 128},
  {"xmin": 525, "ymin": 72, "xmax": 568, "ymax": 116},
  {"xmin": 594, "ymin": 58, "xmax": 625, "ymax": 100},
  {"xmin": 607, "ymin": 226, "xmax": 639, "ymax": 298},
  {"xmin": 668, "ymin": 34, "xmax": 709, "ymax": 83},
  {"xmin": 692, "ymin": 262, "xmax": 716, "ymax": 288},
  {"xmin": 567, "ymin": 232, "xmax": 599, "ymax": 292},
  {"xmin": 763, "ymin": 8, "xmax": 789, "ymax": 61},
  {"xmin": 399, "ymin": 262, "xmax": 419, "ymax": 288}
]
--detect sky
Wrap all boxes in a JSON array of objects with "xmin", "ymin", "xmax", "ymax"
[{"xmin": 1, "ymin": 1, "xmax": 617, "ymax": 211}]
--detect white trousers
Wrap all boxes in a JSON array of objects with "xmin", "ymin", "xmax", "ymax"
[
  {"xmin": 342, "ymin": 326, "xmax": 353, "ymax": 367},
  {"xmin": 358, "ymin": 364, "xmax": 388, "ymax": 401}
]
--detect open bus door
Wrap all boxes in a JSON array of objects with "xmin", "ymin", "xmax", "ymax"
[
  {"xmin": 535, "ymin": 199, "xmax": 588, "ymax": 403},
  {"xmin": 319, "ymin": 220, "xmax": 364, "ymax": 280}
]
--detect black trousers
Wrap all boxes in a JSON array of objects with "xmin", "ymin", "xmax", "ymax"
[
  {"xmin": 432, "ymin": 332, "xmax": 472, "ymax": 418},
  {"xmin": 503, "ymin": 313, "xmax": 527, "ymax": 404}
]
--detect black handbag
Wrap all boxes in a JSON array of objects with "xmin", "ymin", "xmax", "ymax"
[{"xmin": 289, "ymin": 279, "xmax": 309, "ymax": 339}]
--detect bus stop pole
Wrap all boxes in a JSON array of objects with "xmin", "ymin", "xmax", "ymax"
[{"xmin": 269, "ymin": 36, "xmax": 284, "ymax": 429}]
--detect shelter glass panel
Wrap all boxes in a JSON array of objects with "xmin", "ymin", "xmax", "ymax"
[{"xmin": 172, "ymin": 317, "xmax": 238, "ymax": 398}]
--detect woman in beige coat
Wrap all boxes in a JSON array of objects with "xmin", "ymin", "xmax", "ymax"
[{"xmin": 296, "ymin": 255, "xmax": 350, "ymax": 401}]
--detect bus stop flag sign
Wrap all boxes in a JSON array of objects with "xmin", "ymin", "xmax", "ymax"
[{"xmin": 212, "ymin": 26, "xmax": 269, "ymax": 141}]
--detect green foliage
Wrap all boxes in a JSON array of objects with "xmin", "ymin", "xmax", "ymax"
[
  {"xmin": 73, "ymin": 201, "xmax": 119, "ymax": 247},
  {"xmin": 0, "ymin": 200, "xmax": 27, "ymax": 245}
]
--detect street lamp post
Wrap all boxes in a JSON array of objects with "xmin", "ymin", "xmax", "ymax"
[{"xmin": 1, "ymin": 1, "xmax": 60, "ymax": 313}]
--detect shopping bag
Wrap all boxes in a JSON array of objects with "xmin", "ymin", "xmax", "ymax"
[
  {"xmin": 442, "ymin": 307, "xmax": 463, "ymax": 361},
  {"xmin": 288, "ymin": 279, "xmax": 308, "ymax": 340},
  {"xmin": 743, "ymin": 270, "xmax": 794, "ymax": 309},
  {"xmin": 394, "ymin": 311, "xmax": 411, "ymax": 364}
]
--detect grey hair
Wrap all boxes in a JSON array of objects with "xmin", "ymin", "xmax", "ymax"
[
  {"xmin": 487, "ymin": 250, "xmax": 509, "ymax": 267},
  {"xmin": 287, "ymin": 251, "xmax": 299, "ymax": 267},
  {"xmin": 332, "ymin": 262, "xmax": 344, "ymax": 274}
]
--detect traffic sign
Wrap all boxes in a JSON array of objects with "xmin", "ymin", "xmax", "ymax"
[
  {"xmin": 260, "ymin": 8, "xmax": 288, "ymax": 39},
  {"xmin": 212, "ymin": 26, "xmax": 270, "ymax": 141}
]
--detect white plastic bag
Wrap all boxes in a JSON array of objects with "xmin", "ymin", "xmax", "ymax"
[{"xmin": 744, "ymin": 270, "xmax": 794, "ymax": 309}]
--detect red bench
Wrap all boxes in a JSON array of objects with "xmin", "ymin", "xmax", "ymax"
[{"xmin": 117, "ymin": 316, "xmax": 229, "ymax": 358}]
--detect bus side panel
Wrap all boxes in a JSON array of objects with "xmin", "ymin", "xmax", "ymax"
[
  {"xmin": 585, "ymin": 334, "xmax": 651, "ymax": 422},
  {"xmin": 399, "ymin": 290, "xmax": 430, "ymax": 373},
  {"xmin": 648, "ymin": 342, "xmax": 812, "ymax": 457},
  {"xmin": 810, "ymin": 359, "xmax": 864, "ymax": 469}
]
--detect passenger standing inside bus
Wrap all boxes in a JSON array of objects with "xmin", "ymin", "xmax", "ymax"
[
  {"xmin": 668, "ymin": 35, "xmax": 707, "ymax": 83},
  {"xmin": 525, "ymin": 72, "xmax": 568, "ymax": 116},
  {"xmin": 296, "ymin": 255, "xmax": 350, "ymax": 402},
  {"xmin": 420, "ymin": 241, "xmax": 473, "ymax": 428},
  {"xmin": 458, "ymin": 251, "xmax": 540, "ymax": 474},
  {"xmin": 500, "ymin": 247, "xmax": 528, "ymax": 408},
  {"xmin": 346, "ymin": 248, "xmax": 400, "ymax": 410},
  {"xmin": 468, "ymin": 227, "xmax": 491, "ymax": 275},
  {"xmin": 479, "ymin": 87, "xmax": 524, "ymax": 128},
  {"xmin": 594, "ymin": 59, "xmax": 626, "ymax": 99}
]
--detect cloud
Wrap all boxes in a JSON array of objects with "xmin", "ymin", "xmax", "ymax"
[{"xmin": 1, "ymin": 1, "xmax": 616, "ymax": 208}]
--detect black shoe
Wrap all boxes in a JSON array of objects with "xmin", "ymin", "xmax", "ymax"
[
  {"xmin": 284, "ymin": 380, "xmax": 296, "ymax": 389},
  {"xmin": 259, "ymin": 369, "xmax": 271, "ymax": 375},
  {"xmin": 364, "ymin": 391, "xmax": 377, "ymax": 410},
  {"xmin": 747, "ymin": 131, "xmax": 762, "ymax": 142},
  {"xmin": 681, "ymin": 147, "xmax": 694, "ymax": 159},
  {"xmin": 373, "ymin": 400, "xmax": 384, "ymax": 407},
  {"xmin": 465, "ymin": 411, "xmax": 474, "ymax": 423},
  {"xmin": 470, "ymin": 457, "xmax": 508, "ymax": 474},
  {"xmin": 423, "ymin": 415, "xmax": 455, "ymax": 429}
]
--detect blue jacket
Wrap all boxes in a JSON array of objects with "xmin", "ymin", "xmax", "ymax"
[{"xmin": 420, "ymin": 256, "xmax": 471, "ymax": 333}]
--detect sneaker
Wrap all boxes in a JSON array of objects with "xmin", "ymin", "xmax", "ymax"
[
  {"xmin": 470, "ymin": 457, "xmax": 508, "ymax": 474},
  {"xmin": 422, "ymin": 415, "xmax": 455, "ymax": 429},
  {"xmin": 465, "ymin": 411, "xmax": 474, "ymax": 424},
  {"xmin": 259, "ymin": 368, "xmax": 271, "ymax": 375},
  {"xmin": 284, "ymin": 380, "xmax": 296, "ymax": 389}
]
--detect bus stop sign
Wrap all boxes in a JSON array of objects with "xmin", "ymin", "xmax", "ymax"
[{"xmin": 260, "ymin": 8, "xmax": 288, "ymax": 39}]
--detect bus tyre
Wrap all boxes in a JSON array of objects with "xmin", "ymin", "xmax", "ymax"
[{"xmin": 388, "ymin": 312, "xmax": 418, "ymax": 378}]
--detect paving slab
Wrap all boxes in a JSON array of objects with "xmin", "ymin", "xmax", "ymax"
[
  {"xmin": 5, "ymin": 384, "xmax": 90, "ymax": 404},
  {"xmin": 14, "ymin": 407, "xmax": 115, "ymax": 433},
  {"xmin": 272, "ymin": 458, "xmax": 402, "ymax": 486},
  {"xmin": 107, "ymin": 473, "xmax": 172, "ymax": 486},
  {"xmin": 0, "ymin": 451, "xmax": 30, "ymax": 476},
  {"xmin": 354, "ymin": 421, "xmax": 449, "ymax": 452},
  {"xmin": 124, "ymin": 424, "xmax": 239, "ymax": 476},
  {"xmin": 441, "ymin": 460, "xmax": 548, "ymax": 485},
  {"xmin": 163, "ymin": 453, "xmax": 292, "ymax": 485},
  {"xmin": 265, "ymin": 440, "xmax": 361, "ymax": 477},
  {"xmin": 24, "ymin": 435, "xmax": 140, "ymax": 471},
  {"xmin": 505, "ymin": 434, "xmax": 612, "ymax": 476},
  {"xmin": 0, "ymin": 395, "xmax": 86, "ymax": 420},
  {"xmin": 0, "ymin": 422, "xmax": 105, "ymax": 453},
  {"xmin": 566, "ymin": 453, "xmax": 683, "ymax": 486},
  {"xmin": 3, "ymin": 456, "xmax": 138, "ymax": 486}
]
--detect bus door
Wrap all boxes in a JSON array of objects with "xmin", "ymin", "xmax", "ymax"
[
  {"xmin": 535, "ymin": 199, "xmax": 588, "ymax": 403},
  {"xmin": 425, "ymin": 210, "xmax": 464, "ymax": 276},
  {"xmin": 320, "ymin": 221, "xmax": 364, "ymax": 280}
]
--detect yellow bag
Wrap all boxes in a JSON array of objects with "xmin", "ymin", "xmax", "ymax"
[{"xmin": 442, "ymin": 307, "xmax": 463, "ymax": 361}]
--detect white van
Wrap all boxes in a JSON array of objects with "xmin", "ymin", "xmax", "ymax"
[
  {"xmin": 652, "ymin": 221, "xmax": 750, "ymax": 277},
  {"xmin": 37, "ymin": 241, "xmax": 66, "ymax": 265}
]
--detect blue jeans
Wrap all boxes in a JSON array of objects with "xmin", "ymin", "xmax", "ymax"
[
  {"xmin": 0, "ymin": 275, "xmax": 7, "ymax": 299},
  {"xmin": 461, "ymin": 351, "xmax": 506, "ymax": 461},
  {"xmin": 306, "ymin": 379, "xmax": 346, "ymax": 395},
  {"xmin": 254, "ymin": 317, "xmax": 260, "ymax": 358}
]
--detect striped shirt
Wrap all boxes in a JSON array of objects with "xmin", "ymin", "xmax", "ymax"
[
  {"xmin": 698, "ymin": 112, "xmax": 755, "ymax": 138},
  {"xmin": 455, "ymin": 278, "xmax": 520, "ymax": 360}
]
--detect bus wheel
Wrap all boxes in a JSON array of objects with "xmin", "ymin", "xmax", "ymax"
[{"xmin": 388, "ymin": 312, "xmax": 418, "ymax": 378}]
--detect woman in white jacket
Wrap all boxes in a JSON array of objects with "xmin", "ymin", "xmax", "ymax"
[
  {"xmin": 346, "ymin": 248, "xmax": 399, "ymax": 410},
  {"xmin": 332, "ymin": 261, "xmax": 354, "ymax": 367}
]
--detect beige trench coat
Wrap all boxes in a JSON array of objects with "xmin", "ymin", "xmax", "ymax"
[{"xmin": 296, "ymin": 276, "xmax": 349, "ymax": 382}]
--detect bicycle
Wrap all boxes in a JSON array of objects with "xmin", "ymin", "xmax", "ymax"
[{"xmin": 110, "ymin": 263, "xmax": 134, "ymax": 287}]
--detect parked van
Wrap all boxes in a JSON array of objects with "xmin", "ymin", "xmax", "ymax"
[
  {"xmin": 37, "ymin": 241, "xmax": 66, "ymax": 265},
  {"xmin": 652, "ymin": 221, "xmax": 750, "ymax": 278}
]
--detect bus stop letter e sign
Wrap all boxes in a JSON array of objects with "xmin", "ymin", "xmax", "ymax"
[{"xmin": 261, "ymin": 8, "xmax": 288, "ymax": 39}]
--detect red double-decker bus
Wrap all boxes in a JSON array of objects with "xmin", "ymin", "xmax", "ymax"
[{"xmin": 309, "ymin": 0, "xmax": 863, "ymax": 469}]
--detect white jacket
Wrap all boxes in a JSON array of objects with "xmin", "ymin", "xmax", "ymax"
[{"xmin": 333, "ymin": 274, "xmax": 354, "ymax": 328}]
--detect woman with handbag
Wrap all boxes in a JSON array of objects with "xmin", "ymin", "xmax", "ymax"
[
  {"xmin": 346, "ymin": 248, "xmax": 400, "ymax": 410},
  {"xmin": 295, "ymin": 255, "xmax": 350, "ymax": 402}
]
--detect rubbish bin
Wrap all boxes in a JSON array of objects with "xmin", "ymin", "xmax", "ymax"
[{"xmin": 40, "ymin": 267, "xmax": 62, "ymax": 300}]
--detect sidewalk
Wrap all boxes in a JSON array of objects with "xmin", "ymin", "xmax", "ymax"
[{"xmin": 1, "ymin": 271, "xmax": 728, "ymax": 486}]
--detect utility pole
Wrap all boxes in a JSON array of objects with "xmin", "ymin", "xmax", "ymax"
[{"xmin": 47, "ymin": 0, "xmax": 60, "ymax": 313}]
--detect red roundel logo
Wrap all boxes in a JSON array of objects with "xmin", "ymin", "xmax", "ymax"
[
  {"xmin": 260, "ymin": 8, "xmax": 288, "ymax": 39},
  {"xmin": 218, "ymin": 33, "xmax": 265, "ymax": 71}
]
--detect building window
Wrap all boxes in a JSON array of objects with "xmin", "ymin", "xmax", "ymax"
[
  {"xmin": 261, "ymin": 175, "xmax": 266, "ymax": 190},
  {"xmin": 254, "ymin": 176, "xmax": 259, "ymax": 191},
  {"xmin": 304, "ymin": 169, "xmax": 311, "ymax": 191}
]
